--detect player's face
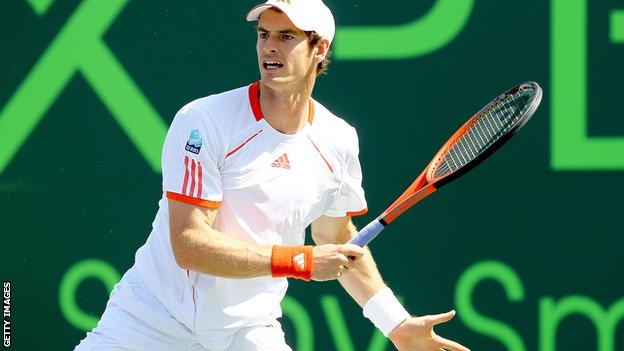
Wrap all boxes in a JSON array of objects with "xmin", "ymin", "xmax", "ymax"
[{"xmin": 256, "ymin": 10, "xmax": 317, "ymax": 87}]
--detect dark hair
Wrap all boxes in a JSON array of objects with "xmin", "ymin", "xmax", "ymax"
[{"xmin": 306, "ymin": 31, "xmax": 331, "ymax": 76}]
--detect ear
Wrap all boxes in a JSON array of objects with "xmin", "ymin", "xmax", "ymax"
[{"xmin": 313, "ymin": 38, "xmax": 330, "ymax": 63}]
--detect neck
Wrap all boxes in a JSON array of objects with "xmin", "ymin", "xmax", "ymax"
[{"xmin": 259, "ymin": 78, "xmax": 315, "ymax": 134}]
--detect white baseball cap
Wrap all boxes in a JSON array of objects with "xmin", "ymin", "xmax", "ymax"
[{"xmin": 246, "ymin": 0, "xmax": 336, "ymax": 44}]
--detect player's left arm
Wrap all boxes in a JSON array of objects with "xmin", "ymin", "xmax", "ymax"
[
  {"xmin": 311, "ymin": 215, "xmax": 470, "ymax": 351},
  {"xmin": 311, "ymin": 215, "xmax": 384, "ymax": 304}
]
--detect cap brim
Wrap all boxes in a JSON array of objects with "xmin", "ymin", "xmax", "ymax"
[
  {"xmin": 246, "ymin": 4, "xmax": 277, "ymax": 22},
  {"xmin": 246, "ymin": 3, "xmax": 316, "ymax": 32}
]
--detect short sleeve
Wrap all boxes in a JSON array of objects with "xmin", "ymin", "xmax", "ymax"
[
  {"xmin": 162, "ymin": 105, "xmax": 223, "ymax": 208},
  {"xmin": 324, "ymin": 128, "xmax": 368, "ymax": 217}
]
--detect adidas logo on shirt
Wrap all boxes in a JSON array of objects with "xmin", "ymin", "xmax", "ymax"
[
  {"xmin": 271, "ymin": 153, "xmax": 291, "ymax": 169},
  {"xmin": 293, "ymin": 253, "xmax": 305, "ymax": 270}
]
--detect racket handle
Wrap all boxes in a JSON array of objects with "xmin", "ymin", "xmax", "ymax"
[{"xmin": 349, "ymin": 219, "xmax": 385, "ymax": 247}]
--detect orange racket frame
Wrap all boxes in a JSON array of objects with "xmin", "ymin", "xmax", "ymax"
[{"xmin": 350, "ymin": 82, "xmax": 543, "ymax": 247}]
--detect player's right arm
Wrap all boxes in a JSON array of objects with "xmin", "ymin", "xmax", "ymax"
[
  {"xmin": 168, "ymin": 199, "xmax": 364, "ymax": 280},
  {"xmin": 169, "ymin": 199, "xmax": 270, "ymax": 278},
  {"xmin": 164, "ymin": 104, "xmax": 363, "ymax": 280}
]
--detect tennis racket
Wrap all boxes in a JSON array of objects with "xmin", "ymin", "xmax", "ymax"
[{"xmin": 349, "ymin": 81, "xmax": 543, "ymax": 247}]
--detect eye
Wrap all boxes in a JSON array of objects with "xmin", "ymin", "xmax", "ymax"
[
  {"xmin": 280, "ymin": 34, "xmax": 294, "ymax": 40},
  {"xmin": 258, "ymin": 32, "xmax": 269, "ymax": 39}
]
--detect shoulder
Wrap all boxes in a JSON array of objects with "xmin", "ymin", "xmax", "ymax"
[
  {"xmin": 182, "ymin": 85, "xmax": 249, "ymax": 119},
  {"xmin": 311, "ymin": 100, "xmax": 360, "ymax": 154},
  {"xmin": 170, "ymin": 85, "xmax": 253, "ymax": 138}
]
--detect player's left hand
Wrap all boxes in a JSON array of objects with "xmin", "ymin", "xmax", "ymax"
[{"xmin": 388, "ymin": 310, "xmax": 470, "ymax": 351}]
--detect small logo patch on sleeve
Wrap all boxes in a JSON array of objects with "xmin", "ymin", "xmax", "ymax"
[{"xmin": 185, "ymin": 130, "xmax": 203, "ymax": 154}]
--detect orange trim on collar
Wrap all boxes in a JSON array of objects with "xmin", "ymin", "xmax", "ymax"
[
  {"xmin": 248, "ymin": 82, "xmax": 316, "ymax": 124},
  {"xmin": 249, "ymin": 82, "xmax": 264, "ymax": 121}
]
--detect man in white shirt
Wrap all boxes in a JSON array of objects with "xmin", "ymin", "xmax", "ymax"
[{"xmin": 74, "ymin": 1, "xmax": 469, "ymax": 350}]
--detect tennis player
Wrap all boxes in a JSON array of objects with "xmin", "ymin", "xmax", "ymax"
[{"xmin": 74, "ymin": 0, "xmax": 469, "ymax": 350}]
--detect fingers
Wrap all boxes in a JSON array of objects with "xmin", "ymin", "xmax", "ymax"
[
  {"xmin": 338, "ymin": 244, "xmax": 365, "ymax": 272},
  {"xmin": 430, "ymin": 311, "xmax": 469, "ymax": 351},
  {"xmin": 434, "ymin": 335, "xmax": 470, "ymax": 351},
  {"xmin": 430, "ymin": 310, "xmax": 456, "ymax": 326},
  {"xmin": 311, "ymin": 244, "xmax": 362, "ymax": 281},
  {"xmin": 340, "ymin": 243, "xmax": 365, "ymax": 260},
  {"xmin": 341, "ymin": 256, "xmax": 356, "ymax": 269},
  {"xmin": 338, "ymin": 262, "xmax": 351, "ymax": 275},
  {"xmin": 337, "ymin": 265, "xmax": 347, "ymax": 277}
]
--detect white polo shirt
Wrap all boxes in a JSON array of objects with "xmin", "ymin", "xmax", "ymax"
[{"xmin": 130, "ymin": 83, "xmax": 367, "ymax": 345}]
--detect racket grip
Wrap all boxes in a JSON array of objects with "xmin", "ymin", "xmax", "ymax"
[{"xmin": 349, "ymin": 219, "xmax": 385, "ymax": 247}]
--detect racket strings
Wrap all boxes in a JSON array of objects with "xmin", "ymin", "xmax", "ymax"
[{"xmin": 432, "ymin": 87, "xmax": 535, "ymax": 178}]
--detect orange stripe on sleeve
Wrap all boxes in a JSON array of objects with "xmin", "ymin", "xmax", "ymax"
[
  {"xmin": 347, "ymin": 208, "xmax": 368, "ymax": 217},
  {"xmin": 166, "ymin": 191, "xmax": 221, "ymax": 209}
]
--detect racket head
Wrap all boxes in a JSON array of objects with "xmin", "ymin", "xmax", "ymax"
[{"xmin": 426, "ymin": 81, "xmax": 542, "ymax": 186}]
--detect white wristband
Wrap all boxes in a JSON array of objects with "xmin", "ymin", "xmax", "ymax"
[{"xmin": 362, "ymin": 287, "xmax": 410, "ymax": 336}]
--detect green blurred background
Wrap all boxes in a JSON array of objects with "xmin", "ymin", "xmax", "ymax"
[{"xmin": 1, "ymin": 0, "xmax": 623, "ymax": 350}]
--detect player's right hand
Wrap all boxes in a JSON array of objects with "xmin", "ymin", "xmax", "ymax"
[{"xmin": 311, "ymin": 244, "xmax": 365, "ymax": 281}]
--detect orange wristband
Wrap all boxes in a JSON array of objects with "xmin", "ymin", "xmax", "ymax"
[{"xmin": 271, "ymin": 246, "xmax": 314, "ymax": 281}]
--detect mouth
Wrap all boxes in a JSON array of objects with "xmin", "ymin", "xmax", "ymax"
[{"xmin": 263, "ymin": 61, "xmax": 284, "ymax": 70}]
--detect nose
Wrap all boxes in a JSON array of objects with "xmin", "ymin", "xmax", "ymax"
[{"xmin": 262, "ymin": 35, "xmax": 278, "ymax": 54}]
